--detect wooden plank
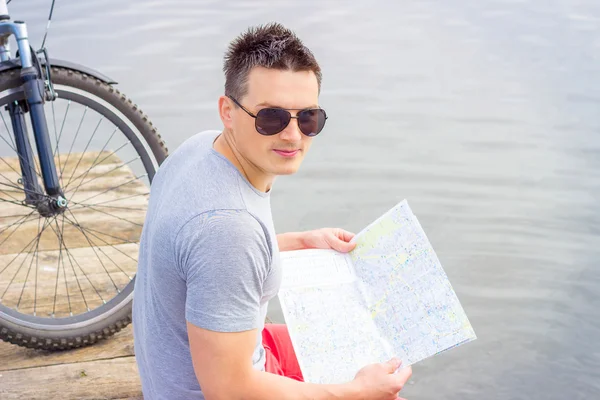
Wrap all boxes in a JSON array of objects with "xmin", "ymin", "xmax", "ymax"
[
  {"xmin": 0, "ymin": 176, "xmax": 148, "ymax": 218},
  {"xmin": 0, "ymin": 209, "xmax": 145, "ymax": 256},
  {"xmin": 0, "ymin": 356, "xmax": 142, "ymax": 400},
  {"xmin": 0, "ymin": 243, "xmax": 137, "ymax": 318},
  {"xmin": 0, "ymin": 151, "xmax": 125, "ymax": 177},
  {"xmin": 0, "ymin": 325, "xmax": 135, "ymax": 371},
  {"xmin": 0, "ymin": 151, "xmax": 141, "ymax": 203}
]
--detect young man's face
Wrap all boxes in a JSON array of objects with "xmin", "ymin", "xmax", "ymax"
[{"xmin": 228, "ymin": 66, "xmax": 320, "ymax": 177}]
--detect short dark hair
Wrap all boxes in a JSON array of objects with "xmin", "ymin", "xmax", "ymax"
[{"xmin": 223, "ymin": 22, "xmax": 322, "ymax": 100}]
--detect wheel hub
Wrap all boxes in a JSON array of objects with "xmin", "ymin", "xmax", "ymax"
[{"xmin": 36, "ymin": 195, "xmax": 68, "ymax": 217}]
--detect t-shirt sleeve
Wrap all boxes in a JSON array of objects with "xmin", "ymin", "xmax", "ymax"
[{"xmin": 175, "ymin": 209, "xmax": 272, "ymax": 332}]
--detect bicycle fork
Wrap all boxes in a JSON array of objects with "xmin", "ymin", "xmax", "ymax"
[{"xmin": 0, "ymin": 19, "xmax": 66, "ymax": 213}]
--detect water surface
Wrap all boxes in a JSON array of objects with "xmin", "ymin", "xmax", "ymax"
[{"xmin": 12, "ymin": 1, "xmax": 600, "ymax": 398}]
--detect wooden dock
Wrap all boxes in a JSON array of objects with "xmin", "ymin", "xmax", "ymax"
[
  {"xmin": 0, "ymin": 326, "xmax": 142, "ymax": 399},
  {"xmin": 0, "ymin": 152, "xmax": 147, "ymax": 399}
]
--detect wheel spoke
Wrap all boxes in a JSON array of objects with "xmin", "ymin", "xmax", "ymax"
[
  {"xmin": 51, "ymin": 218, "xmax": 62, "ymax": 316},
  {"xmin": 0, "ymin": 170, "xmax": 25, "ymax": 199},
  {"xmin": 1, "ymin": 238, "xmax": 36, "ymax": 301},
  {"xmin": 63, "ymin": 209, "xmax": 120, "ymax": 292},
  {"xmin": 0, "ymin": 217, "xmax": 53, "ymax": 276},
  {"xmin": 65, "ymin": 126, "xmax": 120, "ymax": 192},
  {"xmin": 90, "ymin": 243, "xmax": 133, "ymax": 280},
  {"xmin": 62, "ymin": 212, "xmax": 138, "ymax": 264},
  {"xmin": 0, "ymin": 188, "xmax": 26, "ymax": 194},
  {"xmin": 0, "ymin": 199, "xmax": 28, "ymax": 208},
  {"xmin": 63, "ymin": 212, "xmax": 132, "ymax": 280},
  {"xmin": 62, "ymin": 135, "xmax": 126, "ymax": 192},
  {"xmin": 0, "ymin": 181, "xmax": 32, "ymax": 194},
  {"xmin": 16, "ymin": 216, "xmax": 43, "ymax": 310},
  {"xmin": 75, "ymin": 174, "xmax": 148, "ymax": 206},
  {"xmin": 54, "ymin": 100, "xmax": 70, "ymax": 158},
  {"xmin": 0, "ymin": 198, "xmax": 25, "ymax": 208},
  {"xmin": 34, "ymin": 216, "xmax": 40, "ymax": 315},
  {"xmin": 54, "ymin": 100, "xmax": 72, "ymax": 188},
  {"xmin": 58, "ymin": 215, "xmax": 73, "ymax": 315},
  {"xmin": 0, "ymin": 216, "xmax": 51, "ymax": 301},
  {"xmin": 0, "ymin": 108, "xmax": 17, "ymax": 150},
  {"xmin": 28, "ymin": 131, "xmax": 43, "ymax": 181},
  {"xmin": 0, "ymin": 131, "xmax": 16, "ymax": 152},
  {"xmin": 59, "ymin": 215, "xmax": 74, "ymax": 315},
  {"xmin": 66, "ymin": 156, "xmax": 141, "ymax": 202},
  {"xmin": 62, "ymin": 215, "xmax": 139, "ymax": 245},
  {"xmin": 0, "ymin": 155, "xmax": 22, "ymax": 178},
  {"xmin": 71, "ymin": 203, "xmax": 147, "ymax": 212},
  {"xmin": 50, "ymin": 216, "xmax": 72, "ymax": 316},
  {"xmin": 0, "ymin": 212, "xmax": 36, "ymax": 219},
  {"xmin": 0, "ymin": 209, "xmax": 37, "ymax": 238},
  {"xmin": 0, "ymin": 183, "xmax": 43, "ymax": 208},
  {"xmin": 0, "ymin": 211, "xmax": 39, "ymax": 250},
  {"xmin": 47, "ymin": 221, "xmax": 103, "ymax": 307},
  {"xmin": 67, "ymin": 201, "xmax": 143, "ymax": 227},
  {"xmin": 0, "ymin": 180, "xmax": 45, "ymax": 198},
  {"xmin": 59, "ymin": 106, "xmax": 88, "ymax": 184},
  {"xmin": 0, "ymin": 180, "xmax": 26, "ymax": 191},
  {"xmin": 64, "ymin": 116, "xmax": 105, "ymax": 189},
  {"xmin": 0, "ymin": 117, "xmax": 43, "ymax": 181},
  {"xmin": 0, "ymin": 187, "xmax": 23, "ymax": 204},
  {"xmin": 83, "ymin": 192, "xmax": 149, "ymax": 207}
]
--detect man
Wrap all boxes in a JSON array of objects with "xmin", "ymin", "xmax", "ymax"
[{"xmin": 132, "ymin": 23, "xmax": 412, "ymax": 399}]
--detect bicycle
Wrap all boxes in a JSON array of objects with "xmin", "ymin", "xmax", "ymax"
[{"xmin": 0, "ymin": 0, "xmax": 168, "ymax": 350}]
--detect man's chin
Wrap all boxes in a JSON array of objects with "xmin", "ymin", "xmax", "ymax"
[
  {"xmin": 272, "ymin": 161, "xmax": 303, "ymax": 176},
  {"xmin": 274, "ymin": 167, "xmax": 300, "ymax": 176}
]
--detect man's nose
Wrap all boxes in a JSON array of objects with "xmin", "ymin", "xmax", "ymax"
[{"xmin": 278, "ymin": 119, "xmax": 302, "ymax": 141}]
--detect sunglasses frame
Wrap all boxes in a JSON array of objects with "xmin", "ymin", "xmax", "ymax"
[{"xmin": 227, "ymin": 95, "xmax": 327, "ymax": 137}]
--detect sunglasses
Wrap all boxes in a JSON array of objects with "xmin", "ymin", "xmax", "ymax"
[{"xmin": 228, "ymin": 95, "xmax": 328, "ymax": 137}]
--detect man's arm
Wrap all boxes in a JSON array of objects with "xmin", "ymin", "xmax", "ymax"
[
  {"xmin": 187, "ymin": 323, "xmax": 362, "ymax": 400},
  {"xmin": 277, "ymin": 232, "xmax": 305, "ymax": 251},
  {"xmin": 277, "ymin": 228, "xmax": 356, "ymax": 253}
]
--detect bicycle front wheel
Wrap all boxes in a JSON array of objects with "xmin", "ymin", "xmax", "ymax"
[{"xmin": 0, "ymin": 66, "xmax": 168, "ymax": 350}]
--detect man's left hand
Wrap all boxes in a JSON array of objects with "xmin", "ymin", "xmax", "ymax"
[{"xmin": 301, "ymin": 228, "xmax": 357, "ymax": 253}]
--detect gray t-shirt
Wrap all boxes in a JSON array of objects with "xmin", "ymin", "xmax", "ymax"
[{"xmin": 132, "ymin": 130, "xmax": 282, "ymax": 400}]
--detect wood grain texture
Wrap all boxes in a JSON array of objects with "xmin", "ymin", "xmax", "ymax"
[{"xmin": 0, "ymin": 356, "xmax": 142, "ymax": 399}]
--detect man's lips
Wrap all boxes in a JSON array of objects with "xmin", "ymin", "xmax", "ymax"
[{"xmin": 273, "ymin": 149, "xmax": 300, "ymax": 157}]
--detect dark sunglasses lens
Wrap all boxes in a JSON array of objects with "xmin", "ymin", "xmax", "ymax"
[
  {"xmin": 298, "ymin": 109, "xmax": 327, "ymax": 136},
  {"xmin": 256, "ymin": 108, "xmax": 291, "ymax": 135}
]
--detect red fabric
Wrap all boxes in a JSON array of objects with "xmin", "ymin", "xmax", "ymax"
[{"xmin": 262, "ymin": 324, "xmax": 304, "ymax": 381}]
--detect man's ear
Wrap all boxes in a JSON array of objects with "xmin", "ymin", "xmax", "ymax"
[{"xmin": 218, "ymin": 96, "xmax": 234, "ymax": 130}]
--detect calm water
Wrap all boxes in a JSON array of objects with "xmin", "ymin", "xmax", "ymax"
[{"xmin": 14, "ymin": 0, "xmax": 600, "ymax": 398}]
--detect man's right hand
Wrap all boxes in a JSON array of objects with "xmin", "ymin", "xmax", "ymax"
[{"xmin": 351, "ymin": 358, "xmax": 413, "ymax": 400}]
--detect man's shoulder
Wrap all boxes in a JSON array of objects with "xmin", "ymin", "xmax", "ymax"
[
  {"xmin": 165, "ymin": 130, "xmax": 221, "ymax": 164},
  {"xmin": 150, "ymin": 129, "xmax": 244, "ymax": 215}
]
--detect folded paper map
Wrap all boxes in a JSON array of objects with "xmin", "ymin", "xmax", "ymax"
[{"xmin": 278, "ymin": 200, "xmax": 476, "ymax": 384}]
